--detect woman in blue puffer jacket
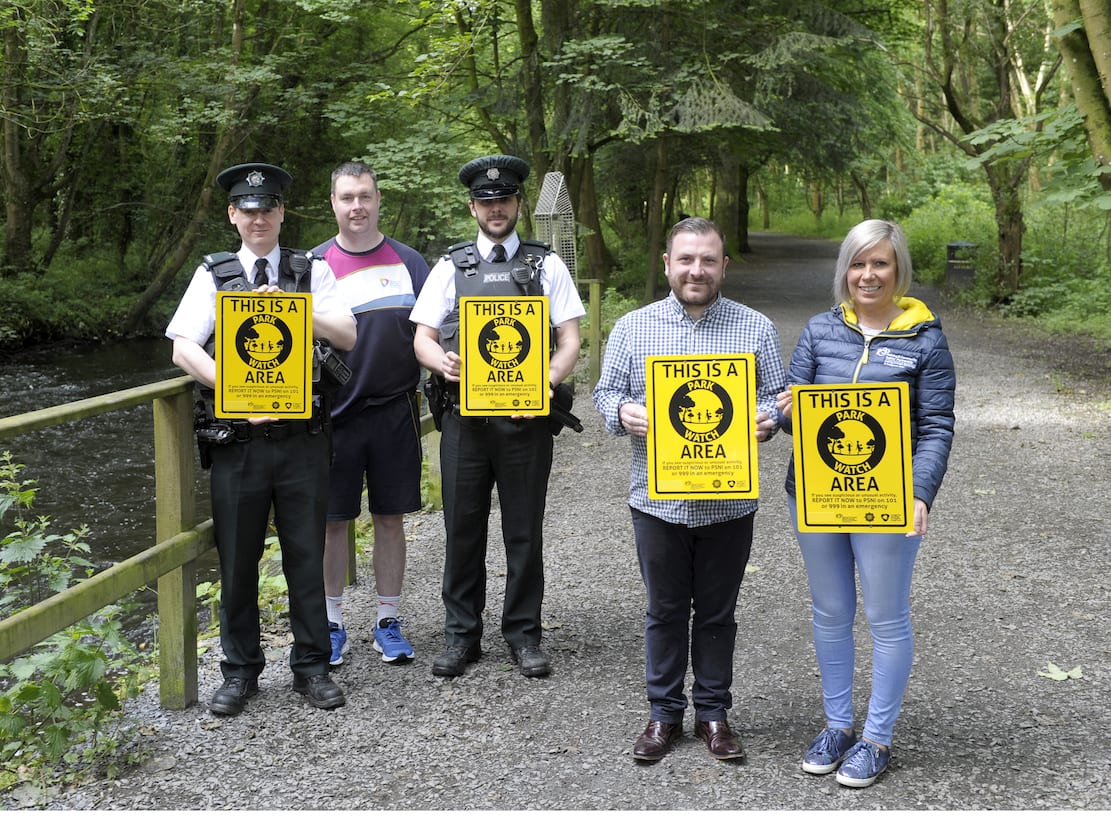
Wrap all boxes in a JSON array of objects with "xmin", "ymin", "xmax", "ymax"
[{"xmin": 776, "ymin": 220, "xmax": 955, "ymax": 789}]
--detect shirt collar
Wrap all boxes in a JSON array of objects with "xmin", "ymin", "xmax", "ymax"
[
  {"xmin": 475, "ymin": 233, "xmax": 520, "ymax": 261},
  {"xmin": 665, "ymin": 291, "xmax": 723, "ymax": 321},
  {"xmin": 238, "ymin": 247, "xmax": 281, "ymax": 283}
]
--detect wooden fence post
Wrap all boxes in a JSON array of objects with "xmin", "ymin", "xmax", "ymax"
[{"xmin": 153, "ymin": 388, "xmax": 199, "ymax": 709}]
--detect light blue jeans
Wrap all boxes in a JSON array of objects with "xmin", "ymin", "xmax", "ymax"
[{"xmin": 789, "ymin": 503, "xmax": 921, "ymax": 747}]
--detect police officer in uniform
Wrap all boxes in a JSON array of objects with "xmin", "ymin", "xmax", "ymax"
[
  {"xmin": 166, "ymin": 162, "xmax": 356, "ymax": 715},
  {"xmin": 411, "ymin": 154, "xmax": 585, "ymax": 678}
]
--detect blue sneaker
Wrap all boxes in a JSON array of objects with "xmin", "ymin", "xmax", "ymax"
[
  {"xmin": 801, "ymin": 727, "xmax": 858, "ymax": 774},
  {"xmin": 328, "ymin": 622, "xmax": 348, "ymax": 667},
  {"xmin": 372, "ymin": 617, "xmax": 414, "ymax": 664},
  {"xmin": 835, "ymin": 739, "xmax": 891, "ymax": 788}
]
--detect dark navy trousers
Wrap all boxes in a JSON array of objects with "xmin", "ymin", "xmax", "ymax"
[
  {"xmin": 209, "ymin": 428, "xmax": 332, "ymax": 680},
  {"xmin": 631, "ymin": 507, "xmax": 754, "ymax": 723},
  {"xmin": 439, "ymin": 411, "xmax": 553, "ymax": 649}
]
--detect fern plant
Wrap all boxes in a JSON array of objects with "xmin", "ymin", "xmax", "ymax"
[{"xmin": 0, "ymin": 451, "xmax": 148, "ymax": 794}]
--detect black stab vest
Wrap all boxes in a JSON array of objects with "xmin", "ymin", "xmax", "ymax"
[{"xmin": 437, "ymin": 240, "xmax": 549, "ymax": 355}]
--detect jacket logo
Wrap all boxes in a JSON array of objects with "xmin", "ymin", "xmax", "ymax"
[
  {"xmin": 483, "ymin": 272, "xmax": 511, "ymax": 283},
  {"xmin": 876, "ymin": 347, "xmax": 918, "ymax": 368}
]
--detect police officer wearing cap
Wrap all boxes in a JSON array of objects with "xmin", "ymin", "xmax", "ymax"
[
  {"xmin": 166, "ymin": 162, "xmax": 356, "ymax": 715},
  {"xmin": 411, "ymin": 154, "xmax": 585, "ymax": 678}
]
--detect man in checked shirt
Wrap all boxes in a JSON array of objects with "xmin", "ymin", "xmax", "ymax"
[{"xmin": 592, "ymin": 217, "xmax": 786, "ymax": 764}]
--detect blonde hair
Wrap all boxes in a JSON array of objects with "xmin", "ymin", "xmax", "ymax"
[{"xmin": 833, "ymin": 220, "xmax": 913, "ymax": 305}]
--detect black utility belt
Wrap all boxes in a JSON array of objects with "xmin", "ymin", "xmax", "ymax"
[
  {"xmin": 197, "ymin": 418, "xmax": 323, "ymax": 444},
  {"xmin": 449, "ymin": 407, "xmax": 543, "ymax": 423},
  {"xmin": 232, "ymin": 419, "xmax": 320, "ymax": 440}
]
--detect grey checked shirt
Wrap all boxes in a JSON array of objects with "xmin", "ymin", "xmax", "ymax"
[{"xmin": 592, "ymin": 292, "xmax": 787, "ymax": 527}]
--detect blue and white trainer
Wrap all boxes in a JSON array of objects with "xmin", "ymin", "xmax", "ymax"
[
  {"xmin": 372, "ymin": 617, "xmax": 414, "ymax": 664},
  {"xmin": 835, "ymin": 739, "xmax": 891, "ymax": 788},
  {"xmin": 801, "ymin": 727, "xmax": 858, "ymax": 774},
  {"xmin": 328, "ymin": 621, "xmax": 348, "ymax": 667}
]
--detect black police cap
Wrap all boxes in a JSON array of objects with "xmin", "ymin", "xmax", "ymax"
[
  {"xmin": 217, "ymin": 162, "xmax": 292, "ymax": 209},
  {"xmin": 458, "ymin": 155, "xmax": 530, "ymax": 200}
]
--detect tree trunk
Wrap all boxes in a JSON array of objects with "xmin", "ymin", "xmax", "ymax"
[
  {"xmin": 985, "ymin": 163, "xmax": 1026, "ymax": 294},
  {"xmin": 645, "ymin": 138, "xmax": 668, "ymax": 303},
  {"xmin": 1052, "ymin": 0, "xmax": 1111, "ymax": 186},
  {"xmin": 121, "ymin": 0, "xmax": 253, "ymax": 333},
  {"xmin": 712, "ymin": 149, "xmax": 740, "ymax": 254},
  {"xmin": 0, "ymin": 6, "xmax": 83, "ymax": 275},
  {"xmin": 736, "ymin": 164, "xmax": 751, "ymax": 255},
  {"xmin": 514, "ymin": 0, "xmax": 549, "ymax": 178},
  {"xmin": 571, "ymin": 153, "xmax": 614, "ymax": 286},
  {"xmin": 808, "ymin": 180, "xmax": 824, "ymax": 221},
  {"xmin": 1, "ymin": 21, "xmax": 37, "ymax": 274},
  {"xmin": 851, "ymin": 170, "xmax": 873, "ymax": 220}
]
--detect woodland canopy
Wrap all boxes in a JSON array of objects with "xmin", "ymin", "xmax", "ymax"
[{"xmin": 1, "ymin": 0, "xmax": 1109, "ymax": 347}]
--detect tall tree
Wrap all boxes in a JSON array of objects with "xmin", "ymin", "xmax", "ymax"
[
  {"xmin": 0, "ymin": 1, "xmax": 112, "ymax": 275},
  {"xmin": 1051, "ymin": 0, "xmax": 1111, "ymax": 190},
  {"xmin": 909, "ymin": 0, "xmax": 1062, "ymax": 295}
]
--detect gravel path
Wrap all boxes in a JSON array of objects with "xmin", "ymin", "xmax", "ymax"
[{"xmin": 12, "ymin": 232, "xmax": 1109, "ymax": 810}]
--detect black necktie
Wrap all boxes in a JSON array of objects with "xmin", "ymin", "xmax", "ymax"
[
  {"xmin": 253, "ymin": 257, "xmax": 268, "ymax": 287},
  {"xmin": 491, "ymin": 245, "xmax": 507, "ymax": 263}
]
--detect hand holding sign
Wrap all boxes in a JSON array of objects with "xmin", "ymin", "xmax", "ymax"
[
  {"xmin": 645, "ymin": 354, "xmax": 758, "ymax": 500},
  {"xmin": 791, "ymin": 382, "xmax": 914, "ymax": 533},
  {"xmin": 215, "ymin": 291, "xmax": 314, "ymax": 419}
]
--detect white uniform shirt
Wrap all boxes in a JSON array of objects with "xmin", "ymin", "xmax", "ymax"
[{"xmin": 166, "ymin": 247, "xmax": 349, "ymax": 345}]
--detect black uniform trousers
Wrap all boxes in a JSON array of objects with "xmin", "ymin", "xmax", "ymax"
[
  {"xmin": 209, "ymin": 426, "xmax": 332, "ymax": 680},
  {"xmin": 439, "ymin": 410, "xmax": 553, "ymax": 650},
  {"xmin": 630, "ymin": 507, "xmax": 755, "ymax": 724}
]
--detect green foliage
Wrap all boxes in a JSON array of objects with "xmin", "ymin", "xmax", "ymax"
[
  {"xmin": 0, "ymin": 455, "xmax": 95, "ymax": 612},
  {"xmin": 966, "ymin": 104, "xmax": 1111, "ymax": 213},
  {"xmin": 752, "ymin": 207, "xmax": 861, "ymax": 241},
  {"xmin": 877, "ymin": 152, "xmax": 983, "ymax": 222},
  {"xmin": 195, "ymin": 535, "xmax": 288, "ymax": 639},
  {"xmin": 985, "ymin": 197, "xmax": 1111, "ymax": 337},
  {"xmin": 0, "ymin": 452, "xmax": 148, "ymax": 793},
  {"xmin": 900, "ymin": 185, "xmax": 996, "ymax": 283},
  {"xmin": 997, "ymin": 259, "xmax": 1111, "ymax": 341},
  {"xmin": 421, "ymin": 456, "xmax": 442, "ymax": 512},
  {"xmin": 586, "ymin": 287, "xmax": 641, "ymax": 343},
  {"xmin": 0, "ymin": 257, "xmax": 144, "ymax": 346}
]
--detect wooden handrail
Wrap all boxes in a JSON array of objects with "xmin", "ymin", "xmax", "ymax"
[
  {"xmin": 0, "ymin": 375, "xmax": 195, "ymax": 441},
  {"xmin": 0, "ymin": 284, "xmax": 600, "ymax": 709},
  {"xmin": 0, "ymin": 376, "xmax": 206, "ymax": 708},
  {"xmin": 0, "ymin": 375, "xmax": 442, "ymax": 709}
]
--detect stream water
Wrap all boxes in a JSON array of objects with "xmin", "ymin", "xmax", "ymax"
[{"xmin": 1, "ymin": 337, "xmax": 214, "ymax": 577}]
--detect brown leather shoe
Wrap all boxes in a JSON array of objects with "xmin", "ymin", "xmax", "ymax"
[
  {"xmin": 695, "ymin": 720, "xmax": 746, "ymax": 761},
  {"xmin": 632, "ymin": 720, "xmax": 682, "ymax": 762}
]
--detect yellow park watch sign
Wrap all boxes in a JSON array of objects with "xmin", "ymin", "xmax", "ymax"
[
  {"xmin": 214, "ymin": 292, "xmax": 313, "ymax": 419},
  {"xmin": 645, "ymin": 354, "xmax": 758, "ymax": 500},
  {"xmin": 791, "ymin": 382, "xmax": 914, "ymax": 532},
  {"xmin": 459, "ymin": 296, "xmax": 550, "ymax": 416}
]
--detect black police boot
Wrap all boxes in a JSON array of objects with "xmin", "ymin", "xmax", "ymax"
[
  {"xmin": 431, "ymin": 644, "xmax": 482, "ymax": 677},
  {"xmin": 509, "ymin": 644, "xmax": 550, "ymax": 678},
  {"xmin": 292, "ymin": 673, "xmax": 346, "ymax": 710},
  {"xmin": 209, "ymin": 676, "xmax": 259, "ymax": 716}
]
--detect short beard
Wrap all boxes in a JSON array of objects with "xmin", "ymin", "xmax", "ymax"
[{"xmin": 480, "ymin": 214, "xmax": 518, "ymax": 241}]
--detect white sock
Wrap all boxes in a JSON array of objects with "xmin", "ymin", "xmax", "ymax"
[
  {"xmin": 326, "ymin": 595, "xmax": 344, "ymax": 628},
  {"xmin": 376, "ymin": 595, "xmax": 400, "ymax": 626}
]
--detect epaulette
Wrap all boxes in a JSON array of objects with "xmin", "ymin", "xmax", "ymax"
[
  {"xmin": 520, "ymin": 239, "xmax": 551, "ymax": 255},
  {"xmin": 202, "ymin": 251, "xmax": 250, "ymax": 292},
  {"xmin": 448, "ymin": 241, "xmax": 480, "ymax": 277}
]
